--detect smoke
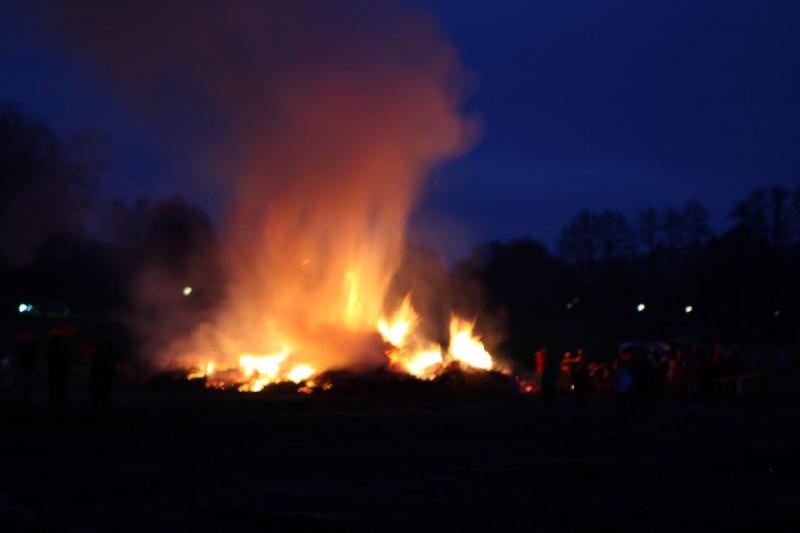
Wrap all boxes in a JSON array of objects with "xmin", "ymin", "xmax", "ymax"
[{"xmin": 49, "ymin": 0, "xmax": 476, "ymax": 371}]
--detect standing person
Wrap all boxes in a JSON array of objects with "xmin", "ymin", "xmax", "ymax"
[
  {"xmin": 614, "ymin": 350, "xmax": 635, "ymax": 422},
  {"xmin": 46, "ymin": 333, "xmax": 71, "ymax": 407},
  {"xmin": 666, "ymin": 348, "xmax": 680, "ymax": 393},
  {"xmin": 89, "ymin": 339, "xmax": 117, "ymax": 409},
  {"xmin": 697, "ymin": 346, "xmax": 715, "ymax": 401},
  {"xmin": 13, "ymin": 331, "xmax": 38, "ymax": 405},
  {"xmin": 541, "ymin": 349, "xmax": 561, "ymax": 403},
  {"xmin": 0, "ymin": 343, "xmax": 13, "ymax": 403},
  {"xmin": 632, "ymin": 345, "xmax": 658, "ymax": 413},
  {"xmin": 684, "ymin": 346, "xmax": 700, "ymax": 400},
  {"xmin": 534, "ymin": 348, "xmax": 546, "ymax": 393},
  {"xmin": 572, "ymin": 348, "xmax": 592, "ymax": 407}
]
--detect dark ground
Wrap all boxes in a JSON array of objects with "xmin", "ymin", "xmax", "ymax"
[{"xmin": 1, "ymin": 388, "xmax": 799, "ymax": 532}]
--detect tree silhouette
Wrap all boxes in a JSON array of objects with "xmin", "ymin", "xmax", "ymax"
[
  {"xmin": 0, "ymin": 102, "xmax": 102, "ymax": 264},
  {"xmin": 638, "ymin": 206, "xmax": 660, "ymax": 255}
]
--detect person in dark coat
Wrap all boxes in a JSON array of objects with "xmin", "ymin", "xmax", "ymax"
[
  {"xmin": 89, "ymin": 339, "xmax": 117, "ymax": 408},
  {"xmin": 541, "ymin": 348, "xmax": 561, "ymax": 403},
  {"xmin": 572, "ymin": 348, "xmax": 592, "ymax": 407},
  {"xmin": 13, "ymin": 331, "xmax": 38, "ymax": 405},
  {"xmin": 46, "ymin": 334, "xmax": 71, "ymax": 406}
]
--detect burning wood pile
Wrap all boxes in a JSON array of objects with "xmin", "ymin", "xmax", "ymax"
[{"xmin": 184, "ymin": 295, "xmax": 503, "ymax": 394}]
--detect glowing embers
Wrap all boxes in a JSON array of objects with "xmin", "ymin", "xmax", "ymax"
[
  {"xmin": 404, "ymin": 348, "xmax": 445, "ymax": 377},
  {"xmin": 385, "ymin": 343, "xmax": 444, "ymax": 380},
  {"xmin": 188, "ymin": 349, "xmax": 317, "ymax": 392},
  {"xmin": 187, "ymin": 360, "xmax": 215, "ymax": 380},
  {"xmin": 238, "ymin": 350, "xmax": 317, "ymax": 391},
  {"xmin": 378, "ymin": 294, "xmax": 495, "ymax": 379}
]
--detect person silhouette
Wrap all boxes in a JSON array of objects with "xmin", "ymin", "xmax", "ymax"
[
  {"xmin": 46, "ymin": 334, "xmax": 71, "ymax": 407},
  {"xmin": 89, "ymin": 339, "xmax": 117, "ymax": 409}
]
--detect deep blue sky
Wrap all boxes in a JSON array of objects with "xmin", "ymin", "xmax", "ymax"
[{"xmin": 2, "ymin": 1, "xmax": 799, "ymax": 258}]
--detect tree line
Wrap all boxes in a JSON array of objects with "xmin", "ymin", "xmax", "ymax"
[
  {"xmin": 454, "ymin": 188, "xmax": 800, "ymax": 367},
  {"xmin": 2, "ymin": 102, "xmax": 798, "ymax": 368}
]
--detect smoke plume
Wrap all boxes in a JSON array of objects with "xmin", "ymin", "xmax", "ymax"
[{"xmin": 51, "ymin": 1, "xmax": 476, "ymax": 371}]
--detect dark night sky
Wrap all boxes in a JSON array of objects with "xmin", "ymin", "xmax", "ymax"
[{"xmin": 2, "ymin": 1, "xmax": 799, "ymax": 258}]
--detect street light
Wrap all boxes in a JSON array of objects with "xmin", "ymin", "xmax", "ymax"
[
  {"xmin": 637, "ymin": 303, "xmax": 646, "ymax": 313},
  {"xmin": 182, "ymin": 286, "xmax": 193, "ymax": 297},
  {"xmin": 685, "ymin": 305, "xmax": 693, "ymax": 314}
]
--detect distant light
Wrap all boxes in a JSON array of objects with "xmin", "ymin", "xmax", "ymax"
[
  {"xmin": 637, "ymin": 303, "xmax": 646, "ymax": 313},
  {"xmin": 18, "ymin": 303, "xmax": 32, "ymax": 314},
  {"xmin": 182, "ymin": 286, "xmax": 193, "ymax": 297},
  {"xmin": 566, "ymin": 302, "xmax": 573, "ymax": 310},
  {"xmin": 685, "ymin": 305, "xmax": 693, "ymax": 314},
  {"xmin": 774, "ymin": 310, "xmax": 781, "ymax": 317}
]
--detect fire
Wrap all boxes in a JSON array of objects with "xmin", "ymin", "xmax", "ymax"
[
  {"xmin": 187, "ymin": 360, "xmax": 216, "ymax": 380},
  {"xmin": 240, "ymin": 351, "xmax": 288, "ymax": 380},
  {"xmin": 344, "ymin": 269, "xmax": 363, "ymax": 328},
  {"xmin": 188, "ymin": 294, "xmax": 495, "ymax": 393},
  {"xmin": 404, "ymin": 348, "xmax": 444, "ymax": 377},
  {"xmin": 227, "ymin": 350, "xmax": 317, "ymax": 391},
  {"xmin": 184, "ymin": 293, "xmax": 497, "ymax": 391},
  {"xmin": 287, "ymin": 364, "xmax": 315, "ymax": 383},
  {"xmin": 181, "ymin": 290, "xmax": 499, "ymax": 392},
  {"xmin": 377, "ymin": 295, "xmax": 417, "ymax": 347},
  {"xmin": 449, "ymin": 317, "xmax": 493, "ymax": 371},
  {"xmin": 377, "ymin": 295, "xmax": 495, "ymax": 380},
  {"xmin": 140, "ymin": 1, "xmax": 483, "ymax": 391},
  {"xmin": 377, "ymin": 294, "xmax": 440, "ymax": 379}
]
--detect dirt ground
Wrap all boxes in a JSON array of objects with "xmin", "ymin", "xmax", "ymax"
[{"xmin": 1, "ymin": 390, "xmax": 798, "ymax": 532}]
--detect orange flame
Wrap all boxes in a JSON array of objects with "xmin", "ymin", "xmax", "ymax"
[
  {"xmin": 377, "ymin": 296, "xmax": 495, "ymax": 380},
  {"xmin": 449, "ymin": 316, "xmax": 493, "ymax": 371}
]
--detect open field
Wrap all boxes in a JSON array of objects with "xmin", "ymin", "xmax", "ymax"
[{"xmin": 1, "ymin": 390, "xmax": 799, "ymax": 532}]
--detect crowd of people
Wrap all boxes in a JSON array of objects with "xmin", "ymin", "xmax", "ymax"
[
  {"xmin": 527, "ymin": 341, "xmax": 788, "ymax": 414},
  {"xmin": 0, "ymin": 327, "xmax": 118, "ymax": 408}
]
